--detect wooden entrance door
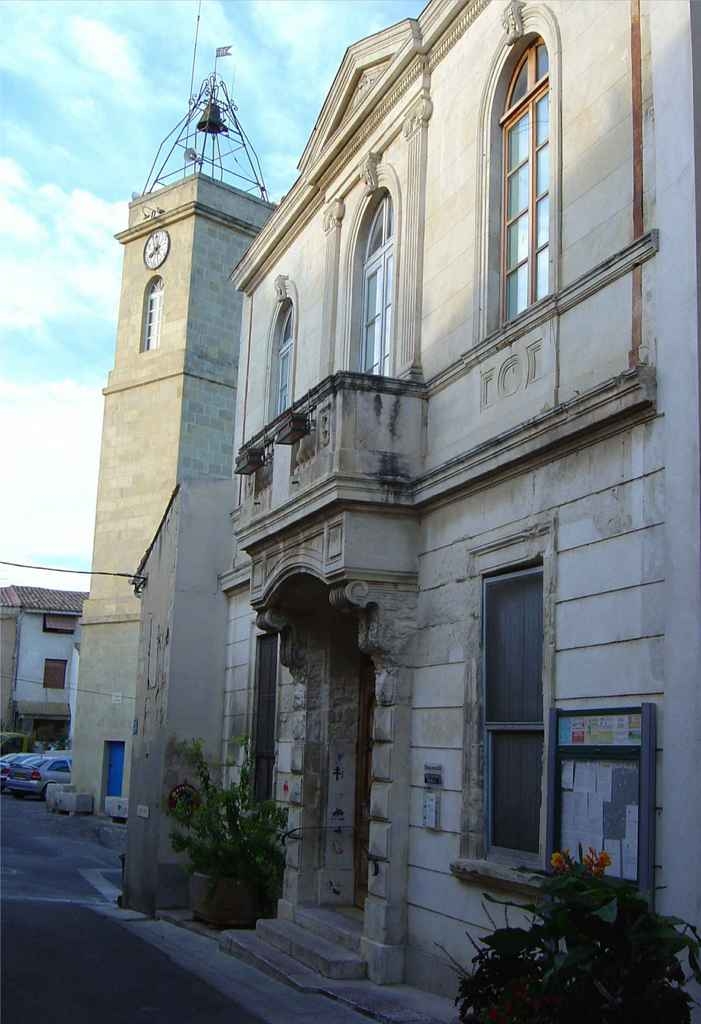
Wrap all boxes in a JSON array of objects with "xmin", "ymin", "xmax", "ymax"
[
  {"xmin": 253, "ymin": 634, "xmax": 278, "ymax": 802},
  {"xmin": 354, "ymin": 659, "xmax": 376, "ymax": 906}
]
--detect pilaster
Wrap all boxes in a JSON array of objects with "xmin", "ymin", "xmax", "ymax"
[
  {"xmin": 320, "ymin": 198, "xmax": 346, "ymax": 378},
  {"xmin": 398, "ymin": 90, "xmax": 433, "ymax": 380}
]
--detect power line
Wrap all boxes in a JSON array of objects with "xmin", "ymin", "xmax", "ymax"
[
  {"xmin": 0, "ymin": 560, "xmax": 145, "ymax": 582},
  {"xmin": 1, "ymin": 671, "xmax": 136, "ymax": 701}
]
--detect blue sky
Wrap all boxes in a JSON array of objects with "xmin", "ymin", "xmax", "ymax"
[{"xmin": 0, "ymin": 0, "xmax": 423, "ymax": 591}]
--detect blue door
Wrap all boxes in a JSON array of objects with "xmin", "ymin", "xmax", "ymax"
[{"xmin": 106, "ymin": 741, "xmax": 125, "ymax": 797}]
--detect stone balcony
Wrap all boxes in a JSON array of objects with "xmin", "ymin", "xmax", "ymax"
[{"xmin": 235, "ymin": 372, "xmax": 427, "ymax": 547}]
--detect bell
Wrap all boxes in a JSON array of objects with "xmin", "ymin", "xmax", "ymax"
[{"xmin": 196, "ymin": 100, "xmax": 228, "ymax": 135}]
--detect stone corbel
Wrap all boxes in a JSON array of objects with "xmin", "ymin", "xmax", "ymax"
[
  {"xmin": 274, "ymin": 274, "xmax": 289, "ymax": 301},
  {"xmin": 322, "ymin": 197, "xmax": 346, "ymax": 235},
  {"xmin": 402, "ymin": 95, "xmax": 433, "ymax": 141},
  {"xmin": 502, "ymin": 0, "xmax": 525, "ymax": 45},
  {"xmin": 360, "ymin": 151, "xmax": 381, "ymax": 196}
]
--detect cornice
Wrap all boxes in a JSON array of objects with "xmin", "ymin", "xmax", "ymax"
[
  {"xmin": 219, "ymin": 566, "xmax": 251, "ymax": 592},
  {"xmin": 115, "ymin": 199, "xmax": 264, "ymax": 246}
]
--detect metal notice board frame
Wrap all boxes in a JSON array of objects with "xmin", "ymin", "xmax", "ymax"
[{"xmin": 546, "ymin": 703, "xmax": 656, "ymax": 899}]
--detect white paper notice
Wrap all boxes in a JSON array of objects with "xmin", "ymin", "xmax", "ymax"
[
  {"xmin": 604, "ymin": 838, "xmax": 622, "ymax": 877},
  {"xmin": 625, "ymin": 804, "xmax": 639, "ymax": 841},
  {"xmin": 587, "ymin": 793, "xmax": 604, "ymax": 833},
  {"xmin": 596, "ymin": 763, "xmax": 613, "ymax": 803},
  {"xmin": 561, "ymin": 791, "xmax": 576, "ymax": 828},
  {"xmin": 561, "ymin": 760, "xmax": 575, "ymax": 790},
  {"xmin": 574, "ymin": 761, "xmax": 596, "ymax": 793},
  {"xmin": 622, "ymin": 838, "xmax": 638, "ymax": 880}
]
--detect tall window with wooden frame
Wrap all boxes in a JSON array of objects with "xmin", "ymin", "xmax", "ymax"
[
  {"xmin": 361, "ymin": 193, "xmax": 394, "ymax": 376},
  {"xmin": 502, "ymin": 39, "xmax": 550, "ymax": 321},
  {"xmin": 484, "ymin": 567, "xmax": 544, "ymax": 860},
  {"xmin": 273, "ymin": 300, "xmax": 294, "ymax": 417},
  {"xmin": 43, "ymin": 658, "xmax": 67, "ymax": 690}
]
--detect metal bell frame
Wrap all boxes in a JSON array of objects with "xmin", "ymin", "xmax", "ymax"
[{"xmin": 142, "ymin": 72, "xmax": 268, "ymax": 200}]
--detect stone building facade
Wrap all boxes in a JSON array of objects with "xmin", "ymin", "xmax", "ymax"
[
  {"xmin": 214, "ymin": 0, "xmax": 701, "ymax": 997},
  {"xmin": 72, "ymin": 175, "xmax": 272, "ymax": 807}
]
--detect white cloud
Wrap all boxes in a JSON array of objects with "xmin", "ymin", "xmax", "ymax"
[
  {"xmin": 0, "ymin": 377, "xmax": 102, "ymax": 593},
  {"xmin": 68, "ymin": 16, "xmax": 139, "ymax": 85},
  {"xmin": 0, "ymin": 158, "xmax": 126, "ymax": 333}
]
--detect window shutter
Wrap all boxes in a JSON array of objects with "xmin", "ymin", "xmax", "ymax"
[
  {"xmin": 43, "ymin": 659, "xmax": 67, "ymax": 689},
  {"xmin": 485, "ymin": 570, "xmax": 544, "ymax": 855}
]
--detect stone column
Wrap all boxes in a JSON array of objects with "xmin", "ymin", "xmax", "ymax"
[
  {"xmin": 320, "ymin": 198, "xmax": 346, "ymax": 379},
  {"xmin": 329, "ymin": 581, "xmax": 417, "ymax": 985},
  {"xmin": 398, "ymin": 91, "xmax": 433, "ymax": 381},
  {"xmin": 257, "ymin": 611, "xmax": 323, "ymax": 919}
]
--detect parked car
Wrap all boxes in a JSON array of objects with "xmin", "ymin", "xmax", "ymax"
[
  {"xmin": 7, "ymin": 754, "xmax": 72, "ymax": 799},
  {"xmin": 0, "ymin": 753, "xmax": 40, "ymax": 792}
]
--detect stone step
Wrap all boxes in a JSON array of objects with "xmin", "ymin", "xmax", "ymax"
[
  {"xmin": 220, "ymin": 929, "xmax": 326, "ymax": 992},
  {"xmin": 256, "ymin": 917, "xmax": 367, "ymax": 980},
  {"xmin": 294, "ymin": 905, "xmax": 363, "ymax": 954}
]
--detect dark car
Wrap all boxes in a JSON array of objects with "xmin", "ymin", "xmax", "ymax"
[{"xmin": 7, "ymin": 754, "xmax": 72, "ymax": 799}]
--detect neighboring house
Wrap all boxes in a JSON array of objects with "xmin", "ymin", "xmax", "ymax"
[
  {"xmin": 122, "ymin": 0, "xmax": 701, "ymax": 1003},
  {"xmin": 0, "ymin": 586, "xmax": 86, "ymax": 743}
]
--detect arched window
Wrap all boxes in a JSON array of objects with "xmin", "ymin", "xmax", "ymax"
[
  {"xmin": 361, "ymin": 194, "xmax": 393, "ymax": 375},
  {"xmin": 142, "ymin": 277, "xmax": 164, "ymax": 352},
  {"xmin": 502, "ymin": 39, "xmax": 549, "ymax": 320},
  {"xmin": 274, "ymin": 301, "xmax": 294, "ymax": 415}
]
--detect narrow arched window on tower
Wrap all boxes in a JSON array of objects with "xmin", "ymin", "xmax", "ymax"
[
  {"xmin": 275, "ymin": 302, "xmax": 294, "ymax": 415},
  {"xmin": 361, "ymin": 194, "xmax": 393, "ymax": 375},
  {"xmin": 142, "ymin": 277, "xmax": 164, "ymax": 352},
  {"xmin": 502, "ymin": 39, "xmax": 550, "ymax": 321}
]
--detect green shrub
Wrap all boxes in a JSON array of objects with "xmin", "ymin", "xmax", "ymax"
[
  {"xmin": 166, "ymin": 739, "xmax": 288, "ymax": 909},
  {"xmin": 455, "ymin": 848, "xmax": 701, "ymax": 1024}
]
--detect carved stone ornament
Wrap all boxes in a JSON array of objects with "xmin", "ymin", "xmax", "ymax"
[
  {"xmin": 360, "ymin": 151, "xmax": 380, "ymax": 196},
  {"xmin": 323, "ymin": 198, "xmax": 346, "ymax": 235},
  {"xmin": 502, "ymin": 0, "xmax": 525, "ymax": 44},
  {"xmin": 402, "ymin": 95, "xmax": 433, "ymax": 140},
  {"xmin": 274, "ymin": 274, "xmax": 289, "ymax": 301}
]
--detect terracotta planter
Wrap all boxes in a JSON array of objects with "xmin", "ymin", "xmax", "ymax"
[{"xmin": 189, "ymin": 872, "xmax": 259, "ymax": 928}]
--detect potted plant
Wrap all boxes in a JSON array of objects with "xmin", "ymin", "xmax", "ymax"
[
  {"xmin": 167, "ymin": 739, "xmax": 288, "ymax": 928},
  {"xmin": 454, "ymin": 847, "xmax": 701, "ymax": 1024}
]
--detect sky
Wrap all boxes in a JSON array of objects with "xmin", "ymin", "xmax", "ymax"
[{"xmin": 0, "ymin": 0, "xmax": 424, "ymax": 593}]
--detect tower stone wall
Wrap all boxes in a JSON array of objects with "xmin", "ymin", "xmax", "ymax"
[{"xmin": 72, "ymin": 174, "xmax": 272, "ymax": 804}]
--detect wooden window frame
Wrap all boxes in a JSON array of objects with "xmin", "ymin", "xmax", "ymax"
[
  {"xmin": 483, "ymin": 565, "xmax": 545, "ymax": 866},
  {"xmin": 43, "ymin": 658, "xmax": 67, "ymax": 690},
  {"xmin": 275, "ymin": 304, "xmax": 294, "ymax": 416},
  {"xmin": 501, "ymin": 40, "xmax": 550, "ymax": 322},
  {"xmin": 360, "ymin": 194, "xmax": 394, "ymax": 376}
]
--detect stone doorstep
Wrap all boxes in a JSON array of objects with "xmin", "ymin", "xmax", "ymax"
[
  {"xmin": 294, "ymin": 905, "xmax": 363, "ymax": 954},
  {"xmin": 155, "ymin": 907, "xmax": 456, "ymax": 1024},
  {"xmin": 219, "ymin": 930, "xmax": 456, "ymax": 1024},
  {"xmin": 256, "ymin": 917, "xmax": 366, "ymax": 980}
]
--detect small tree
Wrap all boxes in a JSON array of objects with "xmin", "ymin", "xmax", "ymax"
[
  {"xmin": 167, "ymin": 739, "xmax": 288, "ymax": 911},
  {"xmin": 455, "ymin": 848, "xmax": 701, "ymax": 1024}
]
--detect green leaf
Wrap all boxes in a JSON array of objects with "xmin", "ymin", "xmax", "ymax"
[{"xmin": 592, "ymin": 898, "xmax": 618, "ymax": 923}]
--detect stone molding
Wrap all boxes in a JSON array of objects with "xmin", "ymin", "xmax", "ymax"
[
  {"xmin": 360, "ymin": 151, "xmax": 381, "ymax": 196},
  {"xmin": 402, "ymin": 94, "xmax": 433, "ymax": 140},
  {"xmin": 322, "ymin": 198, "xmax": 346, "ymax": 235},
  {"xmin": 274, "ymin": 274, "xmax": 290, "ymax": 301},
  {"xmin": 501, "ymin": 0, "xmax": 525, "ymax": 44},
  {"xmin": 116, "ymin": 199, "xmax": 264, "ymax": 247}
]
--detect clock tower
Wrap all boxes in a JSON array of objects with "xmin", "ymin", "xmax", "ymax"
[{"xmin": 72, "ymin": 76, "xmax": 273, "ymax": 805}]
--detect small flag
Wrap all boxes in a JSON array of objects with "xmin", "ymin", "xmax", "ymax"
[{"xmin": 216, "ymin": 45, "xmax": 232, "ymax": 58}]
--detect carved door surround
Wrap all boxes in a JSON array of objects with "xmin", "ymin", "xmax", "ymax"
[{"xmin": 256, "ymin": 575, "xmax": 417, "ymax": 986}]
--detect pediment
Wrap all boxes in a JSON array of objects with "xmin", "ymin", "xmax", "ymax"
[{"xmin": 298, "ymin": 18, "xmax": 420, "ymax": 175}]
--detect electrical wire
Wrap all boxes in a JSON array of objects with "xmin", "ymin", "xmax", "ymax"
[
  {"xmin": 0, "ymin": 560, "xmax": 144, "ymax": 582},
  {"xmin": 0, "ymin": 671, "xmax": 136, "ymax": 700}
]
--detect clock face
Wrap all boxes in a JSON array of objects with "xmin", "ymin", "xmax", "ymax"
[{"xmin": 143, "ymin": 229, "xmax": 170, "ymax": 270}]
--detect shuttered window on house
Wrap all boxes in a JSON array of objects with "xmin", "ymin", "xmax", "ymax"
[
  {"xmin": 43, "ymin": 614, "xmax": 75, "ymax": 634},
  {"xmin": 253, "ymin": 634, "xmax": 278, "ymax": 802},
  {"xmin": 484, "ymin": 568, "xmax": 544, "ymax": 856},
  {"xmin": 43, "ymin": 659, "xmax": 67, "ymax": 689}
]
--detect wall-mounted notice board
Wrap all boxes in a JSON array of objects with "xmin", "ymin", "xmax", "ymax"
[{"xmin": 546, "ymin": 704, "xmax": 656, "ymax": 897}]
